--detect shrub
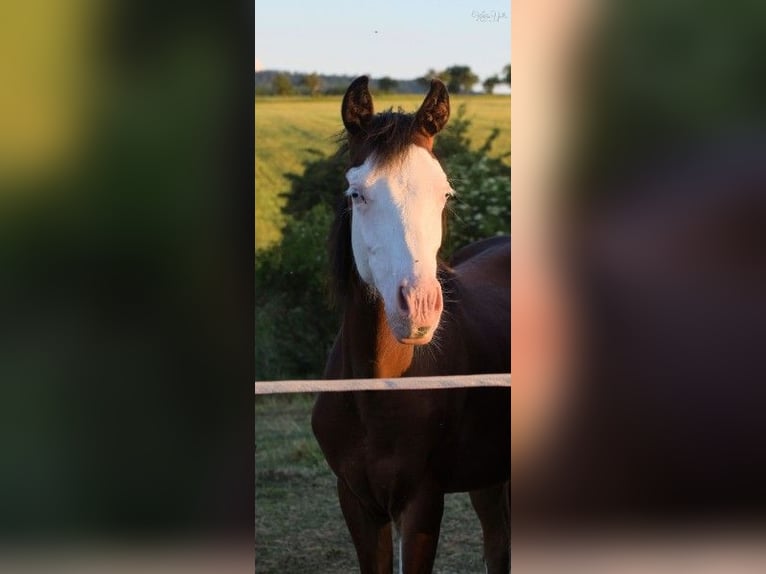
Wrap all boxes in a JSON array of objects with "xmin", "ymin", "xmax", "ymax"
[
  {"xmin": 256, "ymin": 203, "xmax": 337, "ymax": 380},
  {"xmin": 436, "ymin": 104, "xmax": 511, "ymax": 256}
]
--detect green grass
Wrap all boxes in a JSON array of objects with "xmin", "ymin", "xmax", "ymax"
[
  {"xmin": 255, "ymin": 394, "xmax": 487, "ymax": 574},
  {"xmin": 255, "ymin": 94, "xmax": 511, "ymax": 249}
]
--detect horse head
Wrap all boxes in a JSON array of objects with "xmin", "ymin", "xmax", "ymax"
[{"xmin": 341, "ymin": 76, "xmax": 452, "ymax": 345}]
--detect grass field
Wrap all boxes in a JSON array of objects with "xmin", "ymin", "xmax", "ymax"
[
  {"xmin": 255, "ymin": 394, "xmax": 488, "ymax": 574},
  {"xmin": 255, "ymin": 94, "xmax": 511, "ymax": 249}
]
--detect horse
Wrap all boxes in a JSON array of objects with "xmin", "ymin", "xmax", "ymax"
[{"xmin": 311, "ymin": 76, "xmax": 511, "ymax": 574}]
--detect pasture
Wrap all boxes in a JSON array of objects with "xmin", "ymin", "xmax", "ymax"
[
  {"xmin": 255, "ymin": 394, "xmax": 487, "ymax": 573},
  {"xmin": 255, "ymin": 94, "xmax": 511, "ymax": 249}
]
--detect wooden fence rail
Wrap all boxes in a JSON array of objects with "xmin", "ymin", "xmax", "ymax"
[{"xmin": 254, "ymin": 373, "xmax": 511, "ymax": 395}]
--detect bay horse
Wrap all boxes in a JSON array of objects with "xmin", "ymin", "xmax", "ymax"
[{"xmin": 312, "ymin": 76, "xmax": 511, "ymax": 573}]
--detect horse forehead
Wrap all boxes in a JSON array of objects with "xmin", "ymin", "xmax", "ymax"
[
  {"xmin": 398, "ymin": 145, "xmax": 441, "ymax": 178},
  {"xmin": 353, "ymin": 145, "xmax": 441, "ymax": 187}
]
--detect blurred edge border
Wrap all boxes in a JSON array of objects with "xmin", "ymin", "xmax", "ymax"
[{"xmin": 0, "ymin": 0, "xmax": 254, "ymax": 569}]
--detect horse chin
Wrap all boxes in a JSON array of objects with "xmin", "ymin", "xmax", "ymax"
[
  {"xmin": 398, "ymin": 335, "xmax": 434, "ymax": 346},
  {"xmin": 388, "ymin": 316, "xmax": 439, "ymax": 346}
]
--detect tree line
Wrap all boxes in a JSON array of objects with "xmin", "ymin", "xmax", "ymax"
[
  {"xmin": 417, "ymin": 64, "xmax": 511, "ymax": 95},
  {"xmin": 259, "ymin": 64, "xmax": 511, "ymax": 96}
]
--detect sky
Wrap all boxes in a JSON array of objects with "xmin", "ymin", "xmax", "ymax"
[{"xmin": 255, "ymin": 0, "xmax": 510, "ymax": 83}]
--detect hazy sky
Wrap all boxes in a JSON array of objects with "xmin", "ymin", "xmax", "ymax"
[{"xmin": 255, "ymin": 0, "xmax": 511, "ymax": 82}]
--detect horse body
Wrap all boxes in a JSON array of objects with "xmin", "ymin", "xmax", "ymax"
[{"xmin": 312, "ymin": 77, "xmax": 510, "ymax": 574}]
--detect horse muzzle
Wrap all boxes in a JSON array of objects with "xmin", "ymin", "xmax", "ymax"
[{"xmin": 390, "ymin": 280, "xmax": 444, "ymax": 345}]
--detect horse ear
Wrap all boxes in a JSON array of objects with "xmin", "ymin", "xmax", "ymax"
[
  {"xmin": 342, "ymin": 76, "xmax": 374, "ymax": 135},
  {"xmin": 416, "ymin": 79, "xmax": 450, "ymax": 136}
]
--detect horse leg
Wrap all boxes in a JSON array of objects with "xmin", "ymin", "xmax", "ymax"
[
  {"xmin": 338, "ymin": 478, "xmax": 393, "ymax": 574},
  {"xmin": 398, "ymin": 482, "xmax": 444, "ymax": 574},
  {"xmin": 469, "ymin": 483, "xmax": 510, "ymax": 574}
]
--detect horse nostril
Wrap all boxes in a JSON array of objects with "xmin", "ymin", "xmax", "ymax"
[{"xmin": 398, "ymin": 286, "xmax": 409, "ymax": 314}]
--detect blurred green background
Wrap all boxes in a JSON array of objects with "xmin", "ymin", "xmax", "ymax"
[{"xmin": 1, "ymin": 1, "xmax": 253, "ymax": 544}]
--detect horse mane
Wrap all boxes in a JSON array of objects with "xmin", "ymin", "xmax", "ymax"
[{"xmin": 328, "ymin": 193, "xmax": 354, "ymax": 307}]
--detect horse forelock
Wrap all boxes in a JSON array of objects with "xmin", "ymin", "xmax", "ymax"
[{"xmin": 346, "ymin": 108, "xmax": 435, "ymax": 167}]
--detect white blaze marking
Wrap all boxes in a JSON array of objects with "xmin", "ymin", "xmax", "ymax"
[{"xmin": 346, "ymin": 145, "xmax": 453, "ymax": 328}]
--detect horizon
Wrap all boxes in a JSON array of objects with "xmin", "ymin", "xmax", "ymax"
[{"xmin": 253, "ymin": 68, "xmax": 512, "ymax": 95}]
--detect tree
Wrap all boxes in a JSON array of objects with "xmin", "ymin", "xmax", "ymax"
[
  {"xmin": 442, "ymin": 65, "xmax": 479, "ymax": 94},
  {"xmin": 483, "ymin": 76, "xmax": 501, "ymax": 95},
  {"xmin": 378, "ymin": 76, "xmax": 398, "ymax": 93},
  {"xmin": 302, "ymin": 72, "xmax": 322, "ymax": 96},
  {"xmin": 272, "ymin": 73, "xmax": 293, "ymax": 95},
  {"xmin": 503, "ymin": 64, "xmax": 511, "ymax": 86}
]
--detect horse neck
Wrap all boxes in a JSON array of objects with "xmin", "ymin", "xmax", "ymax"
[{"xmin": 342, "ymin": 280, "xmax": 415, "ymax": 378}]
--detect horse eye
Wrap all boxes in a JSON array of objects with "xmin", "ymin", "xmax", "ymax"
[{"xmin": 350, "ymin": 190, "xmax": 367, "ymax": 204}]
